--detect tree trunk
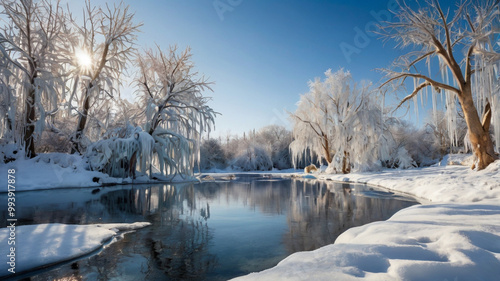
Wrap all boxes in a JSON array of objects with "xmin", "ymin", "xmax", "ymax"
[
  {"xmin": 459, "ymin": 86, "xmax": 498, "ymax": 170},
  {"xmin": 24, "ymin": 86, "xmax": 36, "ymax": 158},
  {"xmin": 322, "ymin": 135, "xmax": 332, "ymax": 164},
  {"xmin": 71, "ymin": 87, "xmax": 91, "ymax": 154},
  {"xmin": 342, "ymin": 151, "xmax": 350, "ymax": 174},
  {"xmin": 24, "ymin": 57, "xmax": 37, "ymax": 158}
]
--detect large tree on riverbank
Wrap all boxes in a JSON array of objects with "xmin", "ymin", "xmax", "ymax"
[
  {"xmin": 381, "ymin": 0, "xmax": 499, "ymax": 170},
  {"xmin": 0, "ymin": 0, "xmax": 66, "ymax": 158},
  {"xmin": 290, "ymin": 69, "xmax": 395, "ymax": 173},
  {"xmin": 134, "ymin": 45, "xmax": 217, "ymax": 176},
  {"xmin": 68, "ymin": 1, "xmax": 141, "ymax": 153}
]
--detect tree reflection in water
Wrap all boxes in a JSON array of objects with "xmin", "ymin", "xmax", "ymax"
[
  {"xmin": 21, "ymin": 176, "xmax": 416, "ymax": 281},
  {"xmin": 146, "ymin": 185, "xmax": 217, "ymax": 280},
  {"xmin": 284, "ymin": 180, "xmax": 413, "ymax": 252}
]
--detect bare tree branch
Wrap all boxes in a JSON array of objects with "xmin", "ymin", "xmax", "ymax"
[
  {"xmin": 394, "ymin": 81, "xmax": 431, "ymax": 111},
  {"xmin": 381, "ymin": 72, "xmax": 460, "ymax": 94}
]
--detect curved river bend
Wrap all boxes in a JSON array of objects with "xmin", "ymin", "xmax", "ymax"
[{"xmin": 4, "ymin": 175, "xmax": 418, "ymax": 280}]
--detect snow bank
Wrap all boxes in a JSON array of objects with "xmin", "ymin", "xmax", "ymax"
[
  {"xmin": 235, "ymin": 203, "xmax": 500, "ymax": 281},
  {"xmin": 319, "ymin": 160, "xmax": 500, "ymax": 203},
  {"xmin": 0, "ymin": 222, "xmax": 150, "ymax": 277},
  {"xmin": 0, "ymin": 153, "xmax": 196, "ymax": 192},
  {"xmin": 0, "ymin": 154, "xmax": 110, "ymax": 191}
]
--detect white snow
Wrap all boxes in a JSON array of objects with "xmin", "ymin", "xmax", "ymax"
[
  {"xmin": 0, "ymin": 222, "xmax": 150, "ymax": 276},
  {"xmin": 318, "ymin": 159, "xmax": 500, "ymax": 204},
  {"xmin": 233, "ymin": 159, "xmax": 500, "ymax": 280}
]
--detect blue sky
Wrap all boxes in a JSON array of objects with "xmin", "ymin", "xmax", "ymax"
[{"xmin": 71, "ymin": 0, "xmax": 459, "ymax": 136}]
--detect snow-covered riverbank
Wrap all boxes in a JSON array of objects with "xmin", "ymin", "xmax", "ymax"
[
  {"xmin": 0, "ymin": 222, "xmax": 150, "ymax": 278},
  {"xmin": 0, "ymin": 153, "xmax": 196, "ymax": 192},
  {"xmin": 234, "ymin": 160, "xmax": 500, "ymax": 280}
]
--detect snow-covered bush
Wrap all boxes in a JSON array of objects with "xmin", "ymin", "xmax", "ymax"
[
  {"xmin": 382, "ymin": 118, "xmax": 437, "ymax": 168},
  {"xmin": 198, "ymin": 138, "xmax": 227, "ymax": 171},
  {"xmin": 254, "ymin": 125, "xmax": 292, "ymax": 169},
  {"xmin": 0, "ymin": 143, "xmax": 22, "ymax": 163},
  {"xmin": 231, "ymin": 143, "xmax": 273, "ymax": 171},
  {"xmin": 37, "ymin": 124, "xmax": 73, "ymax": 154}
]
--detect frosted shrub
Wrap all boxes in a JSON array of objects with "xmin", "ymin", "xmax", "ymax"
[
  {"xmin": 86, "ymin": 127, "xmax": 154, "ymax": 178},
  {"xmin": 395, "ymin": 147, "xmax": 417, "ymax": 169},
  {"xmin": 384, "ymin": 118, "xmax": 437, "ymax": 168},
  {"xmin": 231, "ymin": 144, "xmax": 272, "ymax": 171},
  {"xmin": 272, "ymin": 147, "xmax": 292, "ymax": 170},
  {"xmin": 0, "ymin": 143, "xmax": 22, "ymax": 164},
  {"xmin": 198, "ymin": 139, "xmax": 227, "ymax": 171}
]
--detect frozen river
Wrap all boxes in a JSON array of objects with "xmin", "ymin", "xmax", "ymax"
[{"xmin": 3, "ymin": 175, "xmax": 418, "ymax": 280}]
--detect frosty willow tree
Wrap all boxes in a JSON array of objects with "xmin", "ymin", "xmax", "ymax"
[
  {"xmin": 134, "ymin": 46, "xmax": 217, "ymax": 177},
  {"xmin": 381, "ymin": 0, "xmax": 499, "ymax": 170},
  {"xmin": 0, "ymin": 0, "xmax": 66, "ymax": 158},
  {"xmin": 290, "ymin": 69, "xmax": 394, "ymax": 174}
]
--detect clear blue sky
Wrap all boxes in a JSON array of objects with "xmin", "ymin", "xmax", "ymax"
[{"xmin": 70, "ymin": 0, "xmax": 459, "ymax": 136}]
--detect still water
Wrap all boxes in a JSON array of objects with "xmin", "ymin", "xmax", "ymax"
[{"xmin": 5, "ymin": 175, "xmax": 417, "ymax": 280}]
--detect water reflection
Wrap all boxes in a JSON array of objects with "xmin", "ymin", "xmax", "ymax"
[{"xmin": 3, "ymin": 176, "xmax": 417, "ymax": 281}]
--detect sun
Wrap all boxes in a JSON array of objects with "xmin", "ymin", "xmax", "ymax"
[{"xmin": 75, "ymin": 49, "xmax": 92, "ymax": 70}]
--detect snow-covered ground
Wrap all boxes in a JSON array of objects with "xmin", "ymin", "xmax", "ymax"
[
  {"xmin": 315, "ymin": 160, "xmax": 500, "ymax": 204},
  {"xmin": 0, "ymin": 222, "xmax": 150, "ymax": 277},
  {"xmin": 234, "ymin": 159, "xmax": 500, "ymax": 280},
  {"xmin": 0, "ymin": 153, "xmax": 196, "ymax": 192}
]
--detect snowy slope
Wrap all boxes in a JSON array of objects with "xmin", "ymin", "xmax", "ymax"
[
  {"xmin": 234, "ymin": 160, "xmax": 500, "ymax": 280},
  {"xmin": 236, "ymin": 203, "xmax": 500, "ymax": 281},
  {"xmin": 0, "ymin": 222, "xmax": 150, "ymax": 277}
]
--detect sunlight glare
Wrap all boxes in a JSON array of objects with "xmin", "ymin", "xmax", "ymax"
[{"xmin": 76, "ymin": 49, "xmax": 92, "ymax": 70}]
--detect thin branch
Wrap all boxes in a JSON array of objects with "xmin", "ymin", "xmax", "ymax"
[
  {"xmin": 434, "ymin": 0, "xmax": 453, "ymax": 57},
  {"xmin": 465, "ymin": 44, "xmax": 475, "ymax": 83},
  {"xmin": 408, "ymin": 51, "xmax": 436, "ymax": 69},
  {"xmin": 394, "ymin": 81, "xmax": 431, "ymax": 111}
]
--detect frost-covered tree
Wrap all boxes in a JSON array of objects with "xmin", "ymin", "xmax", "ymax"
[
  {"xmin": 290, "ymin": 69, "xmax": 392, "ymax": 173},
  {"xmin": 255, "ymin": 125, "xmax": 292, "ymax": 169},
  {"xmin": 380, "ymin": 0, "xmax": 499, "ymax": 170},
  {"xmin": 0, "ymin": 0, "xmax": 66, "ymax": 157},
  {"xmin": 0, "ymin": 56, "xmax": 15, "ymax": 144},
  {"xmin": 66, "ymin": 0, "xmax": 140, "ymax": 153},
  {"xmin": 134, "ymin": 45, "xmax": 217, "ymax": 176}
]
